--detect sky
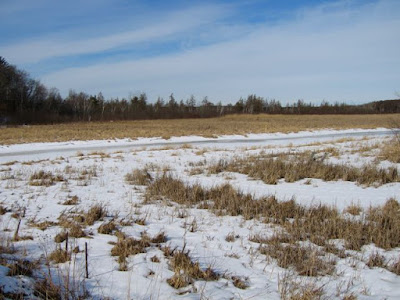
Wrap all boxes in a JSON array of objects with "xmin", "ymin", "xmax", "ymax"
[{"xmin": 0, "ymin": 0, "xmax": 399, "ymax": 105}]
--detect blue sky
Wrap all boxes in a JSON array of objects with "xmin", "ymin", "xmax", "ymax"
[{"xmin": 1, "ymin": 0, "xmax": 399, "ymax": 104}]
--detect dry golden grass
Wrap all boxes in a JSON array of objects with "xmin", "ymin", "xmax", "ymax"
[
  {"xmin": 111, "ymin": 231, "xmax": 166, "ymax": 271},
  {"xmin": 390, "ymin": 257, "xmax": 400, "ymax": 275},
  {"xmin": 97, "ymin": 221, "xmax": 116, "ymax": 234},
  {"xmin": 366, "ymin": 252, "xmax": 386, "ymax": 268},
  {"xmin": 208, "ymin": 152, "xmax": 400, "ymax": 186},
  {"xmin": 29, "ymin": 170, "xmax": 65, "ymax": 186},
  {"xmin": 146, "ymin": 175, "xmax": 400, "ymax": 268},
  {"xmin": 62, "ymin": 195, "xmax": 79, "ymax": 205},
  {"xmin": 344, "ymin": 204, "xmax": 362, "ymax": 216},
  {"xmin": 379, "ymin": 138, "xmax": 400, "ymax": 163},
  {"xmin": 33, "ymin": 278, "xmax": 62, "ymax": 300},
  {"xmin": 30, "ymin": 220, "xmax": 58, "ymax": 231},
  {"xmin": 260, "ymin": 242, "xmax": 335, "ymax": 277},
  {"xmin": 125, "ymin": 168, "xmax": 152, "ymax": 185},
  {"xmin": 48, "ymin": 248, "xmax": 70, "ymax": 264},
  {"xmin": 83, "ymin": 204, "xmax": 107, "ymax": 226},
  {"xmin": 1, "ymin": 114, "xmax": 399, "ymax": 144},
  {"xmin": 0, "ymin": 204, "xmax": 8, "ymax": 215},
  {"xmin": 164, "ymin": 247, "xmax": 219, "ymax": 289},
  {"xmin": 232, "ymin": 276, "xmax": 249, "ymax": 289}
]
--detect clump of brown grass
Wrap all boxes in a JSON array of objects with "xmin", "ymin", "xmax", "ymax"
[
  {"xmin": 145, "ymin": 174, "xmax": 206, "ymax": 206},
  {"xmin": 366, "ymin": 252, "xmax": 386, "ymax": 268},
  {"xmin": 207, "ymin": 159, "xmax": 228, "ymax": 174},
  {"xmin": 63, "ymin": 195, "xmax": 79, "ymax": 205},
  {"xmin": 54, "ymin": 232, "xmax": 68, "ymax": 243},
  {"xmin": 232, "ymin": 276, "xmax": 249, "ymax": 289},
  {"xmin": 286, "ymin": 284, "xmax": 325, "ymax": 300},
  {"xmin": 56, "ymin": 217, "xmax": 87, "ymax": 239},
  {"xmin": 365, "ymin": 199, "xmax": 400, "ymax": 249},
  {"xmin": 88, "ymin": 151, "xmax": 110, "ymax": 158},
  {"xmin": 69, "ymin": 223, "xmax": 86, "ymax": 238},
  {"xmin": 188, "ymin": 167, "xmax": 204, "ymax": 176},
  {"xmin": 345, "ymin": 204, "xmax": 362, "ymax": 216},
  {"xmin": 48, "ymin": 248, "xmax": 70, "ymax": 264},
  {"xmin": 125, "ymin": 168, "xmax": 152, "ymax": 185},
  {"xmin": 278, "ymin": 272, "xmax": 325, "ymax": 300},
  {"xmin": 83, "ymin": 204, "xmax": 107, "ymax": 226},
  {"xmin": 6, "ymin": 259, "xmax": 38, "ymax": 277},
  {"xmin": 30, "ymin": 170, "xmax": 65, "ymax": 186},
  {"xmin": 111, "ymin": 235, "xmax": 149, "ymax": 258},
  {"xmin": 342, "ymin": 294, "xmax": 358, "ymax": 300},
  {"xmin": 151, "ymin": 232, "xmax": 167, "ymax": 244},
  {"xmin": 0, "ymin": 235, "xmax": 16, "ymax": 255},
  {"xmin": 134, "ymin": 217, "xmax": 147, "ymax": 226},
  {"xmin": 0, "ymin": 204, "xmax": 8, "ymax": 215},
  {"xmin": 166, "ymin": 248, "xmax": 219, "ymax": 289},
  {"xmin": 379, "ymin": 138, "xmax": 400, "ymax": 163},
  {"xmin": 57, "ymin": 205, "xmax": 107, "ymax": 238},
  {"xmin": 111, "ymin": 232, "xmax": 166, "ymax": 271},
  {"xmin": 150, "ymin": 255, "xmax": 160, "ymax": 263},
  {"xmin": 225, "ymin": 232, "xmax": 238, "ymax": 242},
  {"xmin": 34, "ymin": 278, "xmax": 62, "ymax": 300},
  {"xmin": 260, "ymin": 240, "xmax": 335, "ymax": 277},
  {"xmin": 324, "ymin": 243, "xmax": 347, "ymax": 259},
  {"xmin": 98, "ymin": 221, "xmax": 116, "ymax": 234},
  {"xmin": 389, "ymin": 256, "xmax": 400, "ymax": 275},
  {"xmin": 31, "ymin": 220, "xmax": 58, "ymax": 231}
]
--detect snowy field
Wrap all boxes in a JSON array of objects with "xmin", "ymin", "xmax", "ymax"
[{"xmin": 0, "ymin": 129, "xmax": 399, "ymax": 299}]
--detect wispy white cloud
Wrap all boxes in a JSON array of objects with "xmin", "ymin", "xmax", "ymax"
[
  {"xmin": 39, "ymin": 0, "xmax": 400, "ymax": 104},
  {"xmin": 0, "ymin": 4, "xmax": 230, "ymax": 64}
]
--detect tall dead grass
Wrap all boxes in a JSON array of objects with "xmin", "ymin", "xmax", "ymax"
[
  {"xmin": 1, "ymin": 114, "xmax": 399, "ymax": 144},
  {"xmin": 111, "ymin": 231, "xmax": 166, "ymax": 271},
  {"xmin": 145, "ymin": 175, "xmax": 400, "ymax": 278},
  {"xmin": 125, "ymin": 168, "xmax": 152, "ymax": 185},
  {"xmin": 163, "ymin": 246, "xmax": 219, "ymax": 288},
  {"xmin": 379, "ymin": 138, "xmax": 400, "ymax": 163},
  {"xmin": 30, "ymin": 170, "xmax": 65, "ymax": 186},
  {"xmin": 260, "ymin": 241, "xmax": 335, "ymax": 277},
  {"xmin": 209, "ymin": 153, "xmax": 399, "ymax": 186}
]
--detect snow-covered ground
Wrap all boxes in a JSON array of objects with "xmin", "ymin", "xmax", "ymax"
[{"xmin": 0, "ymin": 129, "xmax": 399, "ymax": 299}]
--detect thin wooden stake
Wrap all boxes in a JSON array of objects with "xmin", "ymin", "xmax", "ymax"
[
  {"xmin": 85, "ymin": 242, "xmax": 89, "ymax": 279},
  {"xmin": 65, "ymin": 232, "xmax": 69, "ymax": 253},
  {"xmin": 13, "ymin": 219, "xmax": 21, "ymax": 241}
]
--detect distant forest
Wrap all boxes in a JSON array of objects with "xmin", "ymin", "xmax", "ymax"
[{"xmin": 1, "ymin": 56, "xmax": 399, "ymax": 124}]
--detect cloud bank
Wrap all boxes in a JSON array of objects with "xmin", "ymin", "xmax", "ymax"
[{"xmin": 1, "ymin": 0, "xmax": 399, "ymax": 104}]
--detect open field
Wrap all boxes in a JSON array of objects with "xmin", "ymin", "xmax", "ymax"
[
  {"xmin": 0, "ymin": 130, "xmax": 400, "ymax": 299},
  {"xmin": 1, "ymin": 114, "xmax": 400, "ymax": 145}
]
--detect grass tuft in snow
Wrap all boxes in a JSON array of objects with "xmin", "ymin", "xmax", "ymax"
[
  {"xmin": 379, "ymin": 137, "xmax": 400, "ymax": 162},
  {"xmin": 48, "ymin": 248, "xmax": 70, "ymax": 264},
  {"xmin": 62, "ymin": 195, "xmax": 79, "ymax": 205},
  {"xmin": 98, "ymin": 221, "xmax": 117, "ymax": 235},
  {"xmin": 125, "ymin": 168, "xmax": 152, "ymax": 185},
  {"xmin": 111, "ymin": 231, "xmax": 166, "ymax": 271},
  {"xmin": 366, "ymin": 252, "xmax": 386, "ymax": 268},
  {"xmin": 29, "ymin": 170, "xmax": 65, "ymax": 186},
  {"xmin": 260, "ymin": 241, "xmax": 335, "ymax": 277},
  {"xmin": 34, "ymin": 278, "xmax": 62, "ymax": 300},
  {"xmin": 389, "ymin": 256, "xmax": 400, "ymax": 275},
  {"xmin": 166, "ymin": 247, "xmax": 219, "ymax": 289}
]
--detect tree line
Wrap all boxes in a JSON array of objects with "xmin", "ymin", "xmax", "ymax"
[{"xmin": 1, "ymin": 57, "xmax": 399, "ymax": 124}]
